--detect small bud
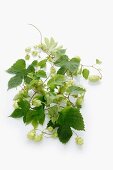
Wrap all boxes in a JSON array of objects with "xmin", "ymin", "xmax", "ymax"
[
  {"xmin": 25, "ymin": 47, "xmax": 31, "ymax": 53},
  {"xmin": 52, "ymin": 131, "xmax": 58, "ymax": 138},
  {"xmin": 34, "ymin": 45, "xmax": 39, "ymax": 50},
  {"xmin": 47, "ymin": 126, "xmax": 53, "ymax": 132},
  {"xmin": 38, "ymin": 80, "xmax": 43, "ymax": 86},
  {"xmin": 27, "ymin": 130, "xmax": 36, "ymax": 140},
  {"xmin": 89, "ymin": 75, "xmax": 100, "ymax": 82},
  {"xmin": 96, "ymin": 59, "xmax": 102, "ymax": 64},
  {"xmin": 34, "ymin": 134, "xmax": 43, "ymax": 142},
  {"xmin": 32, "ymin": 51, "xmax": 38, "ymax": 56},
  {"xmin": 32, "ymin": 99, "xmax": 42, "ymax": 107},
  {"xmin": 50, "ymin": 67, "xmax": 56, "ymax": 74},
  {"xmin": 75, "ymin": 137, "xmax": 84, "ymax": 145},
  {"xmin": 25, "ymin": 54, "xmax": 30, "ymax": 60}
]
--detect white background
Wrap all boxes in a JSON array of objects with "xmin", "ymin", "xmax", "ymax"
[{"xmin": 0, "ymin": 0, "xmax": 113, "ymax": 169}]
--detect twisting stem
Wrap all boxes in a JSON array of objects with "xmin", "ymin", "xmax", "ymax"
[
  {"xmin": 72, "ymin": 130, "xmax": 78, "ymax": 137},
  {"xmin": 92, "ymin": 65, "xmax": 102, "ymax": 79},
  {"xmin": 29, "ymin": 91, "xmax": 37, "ymax": 103},
  {"xmin": 28, "ymin": 24, "xmax": 43, "ymax": 44},
  {"xmin": 63, "ymin": 94, "xmax": 75, "ymax": 107},
  {"xmin": 81, "ymin": 64, "xmax": 102, "ymax": 79},
  {"xmin": 43, "ymin": 74, "xmax": 51, "ymax": 84},
  {"xmin": 36, "ymin": 128, "xmax": 52, "ymax": 136}
]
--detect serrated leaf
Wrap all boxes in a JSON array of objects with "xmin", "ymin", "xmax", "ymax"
[
  {"xmin": 10, "ymin": 100, "xmax": 30, "ymax": 118},
  {"xmin": 7, "ymin": 59, "xmax": 26, "ymax": 74},
  {"xmin": 47, "ymin": 120, "xmax": 58, "ymax": 128},
  {"xmin": 54, "ymin": 55, "xmax": 68, "ymax": 66},
  {"xmin": 54, "ymin": 56, "xmax": 80, "ymax": 73},
  {"xmin": 36, "ymin": 70, "xmax": 47, "ymax": 78},
  {"xmin": 68, "ymin": 58, "xmax": 80, "ymax": 72},
  {"xmin": 57, "ymin": 67, "xmax": 67, "ymax": 75},
  {"xmin": 45, "ymin": 92, "xmax": 56, "ymax": 105},
  {"xmin": 8, "ymin": 74, "xmax": 23, "ymax": 89},
  {"xmin": 66, "ymin": 85, "xmax": 86, "ymax": 95},
  {"xmin": 31, "ymin": 60, "xmax": 38, "ymax": 67},
  {"xmin": 32, "ymin": 119, "xmax": 38, "ymax": 129},
  {"xmin": 49, "ymin": 37, "xmax": 56, "ymax": 49},
  {"xmin": 48, "ymin": 105, "xmax": 59, "ymax": 123},
  {"xmin": 26, "ymin": 64, "xmax": 35, "ymax": 74},
  {"xmin": 25, "ymin": 106, "xmax": 45, "ymax": 125},
  {"xmin": 54, "ymin": 49, "xmax": 66, "ymax": 58},
  {"xmin": 47, "ymin": 74, "xmax": 66, "ymax": 88},
  {"xmin": 18, "ymin": 100, "xmax": 30, "ymax": 111},
  {"xmin": 44, "ymin": 37, "xmax": 50, "ymax": 47},
  {"xmin": 24, "ymin": 64, "xmax": 35, "ymax": 83},
  {"xmin": 57, "ymin": 107, "xmax": 85, "ymax": 130},
  {"xmin": 57, "ymin": 125, "xmax": 72, "ymax": 144},
  {"xmin": 82, "ymin": 69, "xmax": 89, "ymax": 79},
  {"xmin": 10, "ymin": 109, "xmax": 24, "ymax": 118}
]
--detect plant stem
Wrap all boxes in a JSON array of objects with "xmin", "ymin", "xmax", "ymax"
[
  {"xmin": 28, "ymin": 24, "xmax": 43, "ymax": 44},
  {"xmin": 29, "ymin": 91, "xmax": 37, "ymax": 103},
  {"xmin": 81, "ymin": 64, "xmax": 102, "ymax": 79},
  {"xmin": 72, "ymin": 130, "xmax": 78, "ymax": 137},
  {"xmin": 36, "ymin": 128, "xmax": 52, "ymax": 136}
]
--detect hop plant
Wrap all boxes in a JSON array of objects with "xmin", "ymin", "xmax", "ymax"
[{"xmin": 7, "ymin": 27, "xmax": 102, "ymax": 145}]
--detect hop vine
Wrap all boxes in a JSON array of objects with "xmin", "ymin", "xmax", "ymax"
[{"xmin": 7, "ymin": 28, "xmax": 102, "ymax": 145}]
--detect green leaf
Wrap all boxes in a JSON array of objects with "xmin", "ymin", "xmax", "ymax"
[
  {"xmin": 57, "ymin": 67, "xmax": 67, "ymax": 75},
  {"xmin": 24, "ymin": 63, "xmax": 35, "ymax": 83},
  {"xmin": 47, "ymin": 120, "xmax": 58, "ymax": 129},
  {"xmin": 57, "ymin": 107, "xmax": 85, "ymax": 130},
  {"xmin": 38, "ymin": 59, "xmax": 47, "ymax": 68},
  {"xmin": 50, "ymin": 37, "xmax": 57, "ymax": 49},
  {"xmin": 68, "ymin": 58, "xmax": 80, "ymax": 72},
  {"xmin": 44, "ymin": 37, "xmax": 58, "ymax": 50},
  {"xmin": 36, "ymin": 70, "xmax": 47, "ymax": 78},
  {"xmin": 48, "ymin": 105, "xmax": 59, "ymax": 123},
  {"xmin": 26, "ymin": 65, "xmax": 35, "ymax": 74},
  {"xmin": 7, "ymin": 59, "xmax": 26, "ymax": 74},
  {"xmin": 18, "ymin": 100, "xmax": 30, "ymax": 112},
  {"xmin": 31, "ymin": 60, "xmax": 38, "ymax": 67},
  {"xmin": 54, "ymin": 49, "xmax": 66, "ymax": 58},
  {"xmin": 10, "ymin": 100, "xmax": 30, "ymax": 118},
  {"xmin": 66, "ymin": 85, "xmax": 86, "ymax": 95},
  {"xmin": 25, "ymin": 106, "xmax": 45, "ymax": 125},
  {"xmin": 10, "ymin": 109, "xmax": 24, "ymax": 118},
  {"xmin": 54, "ymin": 56, "xmax": 80, "ymax": 73},
  {"xmin": 8, "ymin": 74, "xmax": 23, "ymax": 89},
  {"xmin": 54, "ymin": 55, "xmax": 68, "ymax": 66},
  {"xmin": 44, "ymin": 37, "xmax": 50, "ymax": 47},
  {"xmin": 57, "ymin": 125, "xmax": 72, "ymax": 144},
  {"xmin": 82, "ymin": 69, "xmax": 89, "ymax": 79},
  {"xmin": 32, "ymin": 119, "xmax": 38, "ymax": 129},
  {"xmin": 47, "ymin": 74, "xmax": 66, "ymax": 88},
  {"xmin": 45, "ymin": 92, "xmax": 56, "ymax": 105}
]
